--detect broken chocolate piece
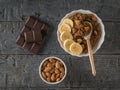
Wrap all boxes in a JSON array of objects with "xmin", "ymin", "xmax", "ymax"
[
  {"xmin": 30, "ymin": 43, "xmax": 41, "ymax": 54},
  {"xmin": 32, "ymin": 29, "xmax": 42, "ymax": 42},
  {"xmin": 42, "ymin": 24, "xmax": 50, "ymax": 34},
  {"xmin": 25, "ymin": 16, "xmax": 36, "ymax": 28},
  {"xmin": 16, "ymin": 16, "xmax": 50, "ymax": 54},
  {"xmin": 16, "ymin": 36, "xmax": 25, "ymax": 47},
  {"xmin": 33, "ymin": 20, "xmax": 43, "ymax": 31},
  {"xmin": 22, "ymin": 42, "xmax": 33, "ymax": 51},
  {"xmin": 20, "ymin": 26, "xmax": 30, "ymax": 36}
]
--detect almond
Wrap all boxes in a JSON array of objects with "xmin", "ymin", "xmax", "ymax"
[
  {"xmin": 47, "ymin": 77, "xmax": 51, "ymax": 82},
  {"xmin": 56, "ymin": 73, "xmax": 60, "ymax": 78},
  {"xmin": 47, "ymin": 62, "xmax": 52, "ymax": 67},
  {"xmin": 60, "ymin": 72, "xmax": 64, "ymax": 79},
  {"xmin": 41, "ymin": 72, "xmax": 47, "ymax": 80},
  {"xmin": 59, "ymin": 67, "xmax": 65, "ymax": 73},
  {"xmin": 44, "ymin": 67, "xmax": 51, "ymax": 72},
  {"xmin": 59, "ymin": 61, "xmax": 63, "ymax": 66},
  {"xmin": 51, "ymin": 73, "xmax": 56, "ymax": 82},
  {"xmin": 56, "ymin": 78, "xmax": 61, "ymax": 82},
  {"xmin": 45, "ymin": 72, "xmax": 51, "ymax": 78},
  {"xmin": 49, "ymin": 68, "xmax": 55, "ymax": 74},
  {"xmin": 55, "ymin": 68, "xmax": 60, "ymax": 74},
  {"xmin": 49, "ymin": 58, "xmax": 56, "ymax": 63},
  {"xmin": 55, "ymin": 61, "xmax": 61, "ymax": 69},
  {"xmin": 42, "ymin": 61, "xmax": 49, "ymax": 67}
]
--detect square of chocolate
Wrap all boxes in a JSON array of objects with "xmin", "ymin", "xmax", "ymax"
[
  {"xmin": 20, "ymin": 26, "xmax": 30, "ymax": 36},
  {"xmin": 24, "ymin": 31, "xmax": 34, "ymax": 43},
  {"xmin": 33, "ymin": 20, "xmax": 43, "ymax": 31},
  {"xmin": 22, "ymin": 42, "xmax": 33, "ymax": 51},
  {"xmin": 32, "ymin": 29, "xmax": 42, "ymax": 42},
  {"xmin": 16, "ymin": 35, "xmax": 25, "ymax": 47},
  {"xmin": 25, "ymin": 16, "xmax": 36, "ymax": 29},
  {"xmin": 42, "ymin": 24, "xmax": 50, "ymax": 34},
  {"xmin": 30, "ymin": 43, "xmax": 41, "ymax": 54}
]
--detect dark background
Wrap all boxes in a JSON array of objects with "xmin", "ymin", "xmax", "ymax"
[{"xmin": 0, "ymin": 0, "xmax": 120, "ymax": 90}]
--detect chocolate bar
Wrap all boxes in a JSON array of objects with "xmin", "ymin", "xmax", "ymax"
[{"xmin": 16, "ymin": 16, "xmax": 50, "ymax": 54}]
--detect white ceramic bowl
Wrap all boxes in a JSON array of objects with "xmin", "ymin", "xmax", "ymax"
[
  {"xmin": 39, "ymin": 56, "xmax": 67, "ymax": 84},
  {"xmin": 57, "ymin": 9, "xmax": 105, "ymax": 57}
]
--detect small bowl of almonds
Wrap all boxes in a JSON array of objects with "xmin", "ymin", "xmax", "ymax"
[
  {"xmin": 39, "ymin": 56, "xmax": 67, "ymax": 84},
  {"xmin": 57, "ymin": 9, "xmax": 105, "ymax": 57}
]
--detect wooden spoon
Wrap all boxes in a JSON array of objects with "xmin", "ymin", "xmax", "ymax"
[{"xmin": 84, "ymin": 21, "xmax": 96, "ymax": 76}]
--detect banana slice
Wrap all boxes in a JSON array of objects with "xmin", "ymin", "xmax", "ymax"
[
  {"xmin": 70, "ymin": 43, "xmax": 83, "ymax": 55},
  {"xmin": 60, "ymin": 31, "xmax": 73, "ymax": 42},
  {"xmin": 59, "ymin": 24, "xmax": 71, "ymax": 34},
  {"xmin": 62, "ymin": 18, "xmax": 73, "ymax": 27},
  {"xmin": 64, "ymin": 39, "xmax": 74, "ymax": 51}
]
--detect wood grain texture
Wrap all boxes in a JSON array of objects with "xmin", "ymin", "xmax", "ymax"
[
  {"xmin": 0, "ymin": 87, "xmax": 120, "ymax": 90},
  {"xmin": 0, "ymin": 0, "xmax": 120, "ymax": 21},
  {"xmin": 0, "ymin": 55, "xmax": 119, "ymax": 89}
]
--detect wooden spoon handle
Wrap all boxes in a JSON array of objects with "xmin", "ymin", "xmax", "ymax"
[{"xmin": 86, "ymin": 39, "xmax": 96, "ymax": 76}]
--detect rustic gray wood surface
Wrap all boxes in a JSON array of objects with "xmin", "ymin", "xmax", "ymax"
[{"xmin": 0, "ymin": 0, "xmax": 120, "ymax": 90}]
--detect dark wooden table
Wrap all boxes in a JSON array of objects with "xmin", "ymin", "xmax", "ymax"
[{"xmin": 0, "ymin": 0, "xmax": 120, "ymax": 90}]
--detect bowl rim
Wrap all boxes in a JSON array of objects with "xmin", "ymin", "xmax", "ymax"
[
  {"xmin": 39, "ymin": 56, "xmax": 67, "ymax": 84},
  {"xmin": 57, "ymin": 9, "xmax": 105, "ymax": 57}
]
